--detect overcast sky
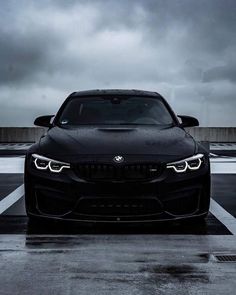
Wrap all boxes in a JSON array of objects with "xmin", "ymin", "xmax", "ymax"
[{"xmin": 0, "ymin": 0, "xmax": 236, "ymax": 126}]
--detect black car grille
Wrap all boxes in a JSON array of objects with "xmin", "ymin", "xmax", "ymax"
[
  {"xmin": 76, "ymin": 198, "xmax": 162, "ymax": 216},
  {"xmin": 75, "ymin": 163, "xmax": 162, "ymax": 181}
]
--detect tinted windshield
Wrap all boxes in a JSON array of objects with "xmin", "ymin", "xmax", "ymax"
[{"xmin": 58, "ymin": 96, "xmax": 174, "ymax": 126}]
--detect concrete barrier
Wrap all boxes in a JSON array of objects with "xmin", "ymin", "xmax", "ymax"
[
  {"xmin": 186, "ymin": 127, "xmax": 236, "ymax": 142},
  {"xmin": 0, "ymin": 127, "xmax": 45, "ymax": 143},
  {"xmin": 0, "ymin": 127, "xmax": 236, "ymax": 143}
]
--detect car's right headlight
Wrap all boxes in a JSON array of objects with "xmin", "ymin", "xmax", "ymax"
[
  {"xmin": 166, "ymin": 153, "xmax": 204, "ymax": 173},
  {"xmin": 32, "ymin": 154, "xmax": 70, "ymax": 173}
]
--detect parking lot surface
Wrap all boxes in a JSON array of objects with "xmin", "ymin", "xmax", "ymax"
[{"xmin": 0, "ymin": 148, "xmax": 236, "ymax": 294}]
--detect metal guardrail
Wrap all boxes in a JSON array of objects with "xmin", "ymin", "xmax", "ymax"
[{"xmin": 0, "ymin": 127, "xmax": 236, "ymax": 143}]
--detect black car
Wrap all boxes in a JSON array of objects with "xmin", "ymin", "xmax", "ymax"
[{"xmin": 25, "ymin": 89, "xmax": 210, "ymax": 223}]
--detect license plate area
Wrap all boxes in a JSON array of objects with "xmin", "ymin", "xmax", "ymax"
[{"xmin": 76, "ymin": 197, "xmax": 163, "ymax": 217}]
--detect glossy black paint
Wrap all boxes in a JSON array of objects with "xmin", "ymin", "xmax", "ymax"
[
  {"xmin": 178, "ymin": 115, "xmax": 199, "ymax": 128},
  {"xmin": 38, "ymin": 126, "xmax": 197, "ymax": 161},
  {"xmin": 34, "ymin": 115, "xmax": 54, "ymax": 128},
  {"xmin": 25, "ymin": 89, "xmax": 210, "ymax": 223}
]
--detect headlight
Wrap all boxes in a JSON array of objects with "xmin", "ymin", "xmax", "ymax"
[
  {"xmin": 32, "ymin": 154, "xmax": 70, "ymax": 173},
  {"xmin": 166, "ymin": 154, "xmax": 204, "ymax": 173}
]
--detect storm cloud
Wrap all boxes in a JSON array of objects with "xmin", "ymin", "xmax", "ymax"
[{"xmin": 0, "ymin": 0, "xmax": 236, "ymax": 126}]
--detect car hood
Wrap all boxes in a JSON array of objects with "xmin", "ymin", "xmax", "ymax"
[{"xmin": 38, "ymin": 126, "xmax": 196, "ymax": 163}]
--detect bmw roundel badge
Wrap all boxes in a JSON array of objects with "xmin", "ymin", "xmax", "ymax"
[{"xmin": 113, "ymin": 155, "xmax": 124, "ymax": 163}]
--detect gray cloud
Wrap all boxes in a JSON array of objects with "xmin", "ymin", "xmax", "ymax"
[
  {"xmin": 0, "ymin": 0, "xmax": 236, "ymax": 126},
  {"xmin": 203, "ymin": 62, "xmax": 236, "ymax": 82}
]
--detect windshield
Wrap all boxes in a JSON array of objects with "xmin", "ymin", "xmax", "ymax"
[{"xmin": 58, "ymin": 96, "xmax": 174, "ymax": 126}]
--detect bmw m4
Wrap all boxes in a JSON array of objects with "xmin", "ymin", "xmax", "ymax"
[{"xmin": 25, "ymin": 89, "xmax": 210, "ymax": 223}]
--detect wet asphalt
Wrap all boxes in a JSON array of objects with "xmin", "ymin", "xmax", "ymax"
[
  {"xmin": 0, "ymin": 235, "xmax": 236, "ymax": 294},
  {"xmin": 0, "ymin": 152, "xmax": 235, "ymax": 294}
]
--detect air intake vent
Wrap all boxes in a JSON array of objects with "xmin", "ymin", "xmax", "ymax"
[{"xmin": 213, "ymin": 255, "xmax": 236, "ymax": 262}]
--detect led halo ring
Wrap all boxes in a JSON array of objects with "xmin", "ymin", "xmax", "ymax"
[
  {"xmin": 167, "ymin": 153, "xmax": 204, "ymax": 173},
  {"xmin": 48, "ymin": 161, "xmax": 70, "ymax": 173},
  {"xmin": 167, "ymin": 161, "xmax": 188, "ymax": 173},
  {"xmin": 187, "ymin": 158, "xmax": 202, "ymax": 170},
  {"xmin": 34, "ymin": 158, "xmax": 49, "ymax": 170},
  {"xmin": 32, "ymin": 154, "xmax": 70, "ymax": 173}
]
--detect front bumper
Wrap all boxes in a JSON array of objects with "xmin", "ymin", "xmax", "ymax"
[{"xmin": 25, "ymin": 157, "xmax": 210, "ymax": 223}]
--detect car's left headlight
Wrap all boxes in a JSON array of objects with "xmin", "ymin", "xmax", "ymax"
[
  {"xmin": 32, "ymin": 154, "xmax": 70, "ymax": 173},
  {"xmin": 166, "ymin": 153, "xmax": 204, "ymax": 173}
]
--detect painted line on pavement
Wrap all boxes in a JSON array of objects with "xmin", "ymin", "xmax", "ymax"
[
  {"xmin": 210, "ymin": 198, "xmax": 236, "ymax": 235},
  {"xmin": 210, "ymin": 162, "xmax": 236, "ymax": 174},
  {"xmin": 0, "ymin": 185, "xmax": 24, "ymax": 214},
  {"xmin": 0, "ymin": 157, "xmax": 24, "ymax": 173}
]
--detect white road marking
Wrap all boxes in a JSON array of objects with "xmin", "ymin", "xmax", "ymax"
[
  {"xmin": 0, "ymin": 157, "xmax": 24, "ymax": 173},
  {"xmin": 210, "ymin": 198, "xmax": 236, "ymax": 235},
  {"xmin": 210, "ymin": 158, "xmax": 236, "ymax": 174},
  {"xmin": 0, "ymin": 184, "xmax": 24, "ymax": 214}
]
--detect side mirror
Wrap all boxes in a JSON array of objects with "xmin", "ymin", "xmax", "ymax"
[
  {"xmin": 178, "ymin": 115, "xmax": 199, "ymax": 127},
  {"xmin": 34, "ymin": 115, "xmax": 54, "ymax": 127}
]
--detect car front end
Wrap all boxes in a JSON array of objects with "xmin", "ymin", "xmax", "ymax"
[
  {"xmin": 25, "ymin": 89, "xmax": 210, "ymax": 223},
  {"xmin": 25, "ymin": 148, "xmax": 210, "ymax": 223}
]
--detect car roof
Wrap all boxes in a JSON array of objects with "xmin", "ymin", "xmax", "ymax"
[{"xmin": 69, "ymin": 89, "xmax": 162, "ymax": 98}]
